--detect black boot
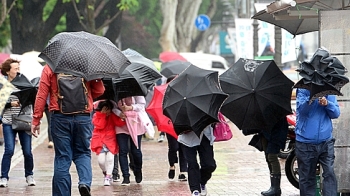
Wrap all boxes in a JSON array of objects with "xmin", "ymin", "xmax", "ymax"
[{"xmin": 261, "ymin": 173, "xmax": 281, "ymax": 196}]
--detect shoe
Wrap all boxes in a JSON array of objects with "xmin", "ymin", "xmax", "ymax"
[
  {"xmin": 47, "ymin": 141, "xmax": 54, "ymax": 148},
  {"xmin": 26, "ymin": 175, "xmax": 36, "ymax": 186},
  {"xmin": 200, "ymin": 184, "xmax": 207, "ymax": 196},
  {"xmin": 134, "ymin": 171, "xmax": 142, "ymax": 183},
  {"xmin": 104, "ymin": 177, "xmax": 111, "ymax": 186},
  {"xmin": 158, "ymin": 135, "xmax": 165, "ymax": 142},
  {"xmin": 121, "ymin": 177, "xmax": 130, "ymax": 186},
  {"xmin": 113, "ymin": 174, "xmax": 120, "ymax": 182},
  {"xmin": 178, "ymin": 174, "xmax": 187, "ymax": 181},
  {"xmin": 78, "ymin": 184, "xmax": 91, "ymax": 196},
  {"xmin": 168, "ymin": 169, "xmax": 175, "ymax": 180},
  {"xmin": 192, "ymin": 190, "xmax": 200, "ymax": 196},
  {"xmin": 0, "ymin": 178, "xmax": 8, "ymax": 187}
]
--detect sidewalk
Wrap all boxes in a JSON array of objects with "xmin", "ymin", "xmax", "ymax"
[{"xmin": 0, "ymin": 122, "xmax": 300, "ymax": 196}]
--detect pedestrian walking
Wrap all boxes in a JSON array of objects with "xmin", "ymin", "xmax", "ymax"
[
  {"xmin": 91, "ymin": 99, "xmax": 125, "ymax": 186},
  {"xmin": 113, "ymin": 96, "xmax": 146, "ymax": 186},
  {"xmin": 0, "ymin": 58, "xmax": 36, "ymax": 187},
  {"xmin": 295, "ymin": 89, "xmax": 340, "ymax": 196},
  {"xmin": 244, "ymin": 116, "xmax": 288, "ymax": 196},
  {"xmin": 31, "ymin": 64, "xmax": 104, "ymax": 196},
  {"xmin": 178, "ymin": 125, "xmax": 216, "ymax": 196}
]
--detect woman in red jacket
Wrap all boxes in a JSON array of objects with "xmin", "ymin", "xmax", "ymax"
[{"xmin": 91, "ymin": 100, "xmax": 125, "ymax": 186}]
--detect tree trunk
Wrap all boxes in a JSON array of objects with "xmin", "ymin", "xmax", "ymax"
[
  {"xmin": 190, "ymin": 0, "xmax": 217, "ymax": 52},
  {"xmin": 9, "ymin": 0, "xmax": 66, "ymax": 54},
  {"xmin": 175, "ymin": 0, "xmax": 202, "ymax": 52},
  {"xmin": 159, "ymin": 0, "xmax": 178, "ymax": 52}
]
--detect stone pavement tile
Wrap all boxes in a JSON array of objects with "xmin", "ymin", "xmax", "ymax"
[{"xmin": 2, "ymin": 122, "xmax": 300, "ymax": 195}]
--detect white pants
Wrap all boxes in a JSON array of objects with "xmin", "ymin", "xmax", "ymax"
[{"xmin": 98, "ymin": 151, "xmax": 114, "ymax": 176}]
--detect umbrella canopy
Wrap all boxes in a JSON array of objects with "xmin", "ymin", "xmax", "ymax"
[
  {"xmin": 39, "ymin": 31, "xmax": 130, "ymax": 81},
  {"xmin": 163, "ymin": 64, "xmax": 228, "ymax": 136},
  {"xmin": 0, "ymin": 76, "xmax": 15, "ymax": 112},
  {"xmin": 252, "ymin": 0, "xmax": 349, "ymax": 36},
  {"xmin": 146, "ymin": 84, "xmax": 177, "ymax": 139},
  {"xmin": 114, "ymin": 55, "xmax": 162, "ymax": 100},
  {"xmin": 159, "ymin": 51, "xmax": 187, "ymax": 63},
  {"xmin": 294, "ymin": 48, "xmax": 349, "ymax": 103},
  {"xmin": 160, "ymin": 60, "xmax": 191, "ymax": 78},
  {"xmin": 11, "ymin": 74, "xmax": 39, "ymax": 111},
  {"xmin": 219, "ymin": 58, "xmax": 294, "ymax": 131}
]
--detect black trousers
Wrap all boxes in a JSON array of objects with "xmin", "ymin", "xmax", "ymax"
[
  {"xmin": 181, "ymin": 136, "xmax": 216, "ymax": 193},
  {"xmin": 166, "ymin": 133, "xmax": 187, "ymax": 172}
]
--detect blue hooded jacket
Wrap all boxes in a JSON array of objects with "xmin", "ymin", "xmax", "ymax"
[{"xmin": 295, "ymin": 89, "xmax": 340, "ymax": 144}]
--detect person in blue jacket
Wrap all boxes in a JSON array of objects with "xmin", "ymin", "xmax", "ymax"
[{"xmin": 295, "ymin": 88, "xmax": 340, "ymax": 196}]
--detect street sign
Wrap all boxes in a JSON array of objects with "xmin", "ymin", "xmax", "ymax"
[{"xmin": 195, "ymin": 14, "xmax": 211, "ymax": 31}]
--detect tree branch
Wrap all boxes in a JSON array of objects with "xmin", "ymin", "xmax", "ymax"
[
  {"xmin": 0, "ymin": 0, "xmax": 16, "ymax": 26},
  {"xmin": 94, "ymin": 0, "xmax": 107, "ymax": 18},
  {"xmin": 95, "ymin": 10, "xmax": 121, "ymax": 33},
  {"xmin": 71, "ymin": 0, "xmax": 88, "ymax": 31}
]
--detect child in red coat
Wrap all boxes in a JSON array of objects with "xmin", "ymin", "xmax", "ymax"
[{"xmin": 91, "ymin": 100, "xmax": 125, "ymax": 186}]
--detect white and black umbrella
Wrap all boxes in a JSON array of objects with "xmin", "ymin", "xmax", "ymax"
[{"xmin": 39, "ymin": 31, "xmax": 130, "ymax": 81}]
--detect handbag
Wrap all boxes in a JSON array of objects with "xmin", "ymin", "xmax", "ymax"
[
  {"xmin": 213, "ymin": 112, "xmax": 233, "ymax": 142},
  {"xmin": 12, "ymin": 114, "xmax": 32, "ymax": 132}
]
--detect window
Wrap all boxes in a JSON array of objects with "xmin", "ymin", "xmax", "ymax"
[{"xmin": 212, "ymin": 61, "xmax": 225, "ymax": 69}]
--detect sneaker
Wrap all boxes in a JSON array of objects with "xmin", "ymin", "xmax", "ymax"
[
  {"xmin": 78, "ymin": 184, "xmax": 91, "ymax": 196},
  {"xmin": 112, "ymin": 174, "xmax": 120, "ymax": 182},
  {"xmin": 134, "ymin": 171, "xmax": 142, "ymax": 183},
  {"xmin": 200, "ymin": 184, "xmax": 207, "ymax": 196},
  {"xmin": 47, "ymin": 141, "xmax": 54, "ymax": 148},
  {"xmin": 178, "ymin": 173, "xmax": 187, "ymax": 181},
  {"xmin": 158, "ymin": 135, "xmax": 165, "ymax": 142},
  {"xmin": 104, "ymin": 177, "xmax": 111, "ymax": 186},
  {"xmin": 192, "ymin": 190, "xmax": 200, "ymax": 196},
  {"xmin": 0, "ymin": 178, "xmax": 8, "ymax": 187},
  {"xmin": 26, "ymin": 175, "xmax": 36, "ymax": 186},
  {"xmin": 168, "ymin": 169, "xmax": 175, "ymax": 180},
  {"xmin": 121, "ymin": 177, "xmax": 130, "ymax": 186}
]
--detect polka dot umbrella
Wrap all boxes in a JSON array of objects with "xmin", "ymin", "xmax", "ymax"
[{"xmin": 39, "ymin": 31, "xmax": 130, "ymax": 81}]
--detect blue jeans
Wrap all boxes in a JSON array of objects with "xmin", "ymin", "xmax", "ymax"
[
  {"xmin": 51, "ymin": 113, "xmax": 93, "ymax": 196},
  {"xmin": 117, "ymin": 133, "xmax": 142, "ymax": 177},
  {"xmin": 296, "ymin": 138, "xmax": 337, "ymax": 196},
  {"xmin": 1, "ymin": 124, "xmax": 34, "ymax": 179}
]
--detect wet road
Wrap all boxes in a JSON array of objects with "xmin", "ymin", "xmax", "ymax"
[{"xmin": 0, "ymin": 121, "xmax": 300, "ymax": 195}]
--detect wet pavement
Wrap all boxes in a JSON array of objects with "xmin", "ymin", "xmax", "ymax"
[{"xmin": 0, "ymin": 121, "xmax": 300, "ymax": 196}]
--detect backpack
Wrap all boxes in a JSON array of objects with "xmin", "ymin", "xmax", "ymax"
[{"xmin": 57, "ymin": 73, "xmax": 88, "ymax": 114}]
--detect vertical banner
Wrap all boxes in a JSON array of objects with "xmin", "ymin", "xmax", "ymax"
[
  {"xmin": 235, "ymin": 18, "xmax": 254, "ymax": 60},
  {"xmin": 282, "ymin": 29, "xmax": 301, "ymax": 64},
  {"xmin": 258, "ymin": 21, "xmax": 275, "ymax": 57}
]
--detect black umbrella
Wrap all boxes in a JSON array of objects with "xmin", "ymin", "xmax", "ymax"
[
  {"xmin": 160, "ymin": 60, "xmax": 191, "ymax": 78},
  {"xmin": 219, "ymin": 58, "xmax": 294, "ymax": 131},
  {"xmin": 39, "ymin": 31, "xmax": 130, "ymax": 81},
  {"xmin": 114, "ymin": 55, "xmax": 162, "ymax": 100},
  {"xmin": 163, "ymin": 64, "xmax": 228, "ymax": 136},
  {"xmin": 294, "ymin": 48, "xmax": 349, "ymax": 103},
  {"xmin": 11, "ymin": 74, "xmax": 39, "ymax": 111},
  {"xmin": 251, "ymin": 0, "xmax": 347, "ymax": 36}
]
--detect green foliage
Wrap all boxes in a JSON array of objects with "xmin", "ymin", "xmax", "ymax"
[
  {"xmin": 124, "ymin": 0, "xmax": 162, "ymax": 58},
  {"xmin": 0, "ymin": 17, "xmax": 11, "ymax": 48},
  {"xmin": 43, "ymin": 0, "xmax": 66, "ymax": 34},
  {"xmin": 118, "ymin": 0, "xmax": 139, "ymax": 11}
]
